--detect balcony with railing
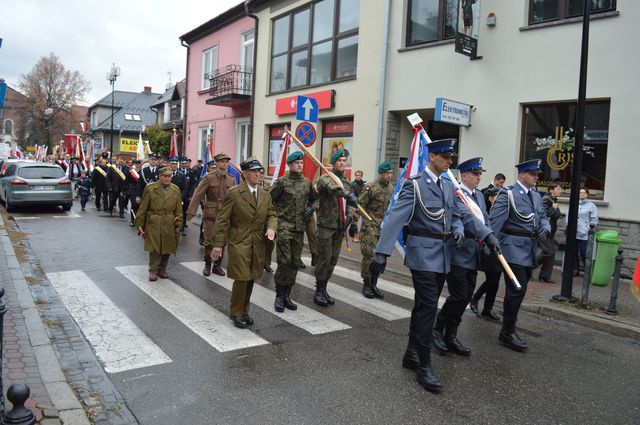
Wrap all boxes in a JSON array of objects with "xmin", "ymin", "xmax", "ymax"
[{"xmin": 206, "ymin": 65, "xmax": 252, "ymax": 107}]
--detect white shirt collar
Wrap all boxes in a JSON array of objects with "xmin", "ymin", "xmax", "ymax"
[
  {"xmin": 461, "ymin": 183, "xmax": 475, "ymax": 195},
  {"xmin": 516, "ymin": 180, "xmax": 530, "ymax": 194},
  {"xmin": 425, "ymin": 167, "xmax": 440, "ymax": 183}
]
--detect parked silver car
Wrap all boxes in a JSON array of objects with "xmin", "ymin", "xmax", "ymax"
[{"xmin": 0, "ymin": 162, "xmax": 73, "ymax": 212}]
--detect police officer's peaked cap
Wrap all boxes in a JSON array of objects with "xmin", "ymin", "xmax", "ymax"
[
  {"xmin": 132, "ymin": 159, "xmax": 142, "ymax": 164},
  {"xmin": 179, "ymin": 156, "xmax": 188, "ymax": 162},
  {"xmin": 330, "ymin": 149, "xmax": 347, "ymax": 165},
  {"xmin": 214, "ymin": 152, "xmax": 231, "ymax": 161},
  {"xmin": 206, "ymin": 160, "xmax": 216, "ymax": 168},
  {"xmin": 457, "ymin": 157, "xmax": 486, "ymax": 173},
  {"xmin": 286, "ymin": 151, "xmax": 304, "ymax": 163},
  {"xmin": 516, "ymin": 159, "xmax": 542, "ymax": 173},
  {"xmin": 101, "ymin": 152, "xmax": 109, "ymax": 159},
  {"xmin": 427, "ymin": 138, "xmax": 457, "ymax": 156},
  {"xmin": 240, "ymin": 156, "xmax": 263, "ymax": 171},
  {"xmin": 167, "ymin": 156, "xmax": 179, "ymax": 163},
  {"xmin": 378, "ymin": 161, "xmax": 392, "ymax": 173}
]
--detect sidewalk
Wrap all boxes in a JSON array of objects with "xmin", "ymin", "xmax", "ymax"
[
  {"xmin": 0, "ymin": 215, "xmax": 91, "ymax": 425},
  {"xmin": 338, "ymin": 239, "xmax": 640, "ymax": 341}
]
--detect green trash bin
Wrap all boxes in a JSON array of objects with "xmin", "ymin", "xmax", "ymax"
[{"xmin": 590, "ymin": 230, "xmax": 622, "ymax": 286}]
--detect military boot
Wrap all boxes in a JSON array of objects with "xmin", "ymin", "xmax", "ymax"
[
  {"xmin": 311, "ymin": 254, "xmax": 317, "ymax": 267},
  {"xmin": 283, "ymin": 286, "xmax": 298, "ymax": 310},
  {"xmin": 274, "ymin": 286, "xmax": 285, "ymax": 313},
  {"xmin": 362, "ymin": 279, "xmax": 375, "ymax": 299},
  {"xmin": 415, "ymin": 349, "xmax": 442, "ymax": 393},
  {"xmin": 203, "ymin": 257, "xmax": 212, "ymax": 277},
  {"xmin": 211, "ymin": 259, "xmax": 225, "ymax": 276},
  {"xmin": 322, "ymin": 285, "xmax": 335, "ymax": 305},
  {"xmin": 432, "ymin": 317, "xmax": 449, "ymax": 355},
  {"xmin": 402, "ymin": 337, "xmax": 419, "ymax": 370},
  {"xmin": 313, "ymin": 281, "xmax": 329, "ymax": 307},
  {"xmin": 370, "ymin": 280, "xmax": 384, "ymax": 299},
  {"xmin": 445, "ymin": 325, "xmax": 471, "ymax": 356}
]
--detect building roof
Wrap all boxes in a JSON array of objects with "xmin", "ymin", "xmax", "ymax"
[
  {"xmin": 151, "ymin": 80, "xmax": 186, "ymax": 108},
  {"xmin": 92, "ymin": 91, "xmax": 140, "ymax": 109},
  {"xmin": 179, "ymin": 2, "xmax": 248, "ymax": 44},
  {"xmin": 92, "ymin": 90, "xmax": 161, "ymax": 132}
]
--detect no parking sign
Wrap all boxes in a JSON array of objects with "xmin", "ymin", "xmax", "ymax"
[{"xmin": 295, "ymin": 122, "xmax": 317, "ymax": 147}]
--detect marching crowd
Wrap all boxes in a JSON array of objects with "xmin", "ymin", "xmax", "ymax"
[{"xmin": 41, "ymin": 138, "xmax": 599, "ymax": 395}]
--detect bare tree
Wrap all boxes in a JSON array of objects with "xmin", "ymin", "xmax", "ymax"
[{"xmin": 18, "ymin": 53, "xmax": 90, "ymax": 151}]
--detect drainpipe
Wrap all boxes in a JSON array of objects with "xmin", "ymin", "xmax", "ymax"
[
  {"xmin": 181, "ymin": 39, "xmax": 190, "ymax": 159},
  {"xmin": 375, "ymin": 0, "xmax": 392, "ymax": 167},
  {"xmin": 244, "ymin": 0, "xmax": 259, "ymax": 156}
]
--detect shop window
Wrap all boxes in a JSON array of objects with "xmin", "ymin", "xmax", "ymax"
[
  {"xmin": 529, "ymin": 0, "xmax": 616, "ymax": 25},
  {"xmin": 521, "ymin": 100, "xmax": 610, "ymax": 199},
  {"xmin": 321, "ymin": 118, "xmax": 353, "ymax": 179},
  {"xmin": 268, "ymin": 123, "xmax": 291, "ymax": 175},
  {"xmin": 270, "ymin": 0, "xmax": 359, "ymax": 93},
  {"xmin": 406, "ymin": 0, "xmax": 458, "ymax": 46}
]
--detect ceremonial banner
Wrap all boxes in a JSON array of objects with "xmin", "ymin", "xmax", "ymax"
[{"xmin": 65, "ymin": 134, "xmax": 80, "ymax": 155}]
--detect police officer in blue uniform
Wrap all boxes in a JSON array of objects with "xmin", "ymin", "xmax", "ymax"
[
  {"xmin": 489, "ymin": 159, "xmax": 551, "ymax": 352},
  {"xmin": 370, "ymin": 139, "xmax": 463, "ymax": 394},
  {"xmin": 432, "ymin": 157, "xmax": 501, "ymax": 356}
]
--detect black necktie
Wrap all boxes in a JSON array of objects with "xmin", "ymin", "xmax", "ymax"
[
  {"xmin": 469, "ymin": 190, "xmax": 479, "ymax": 205},
  {"xmin": 527, "ymin": 190, "xmax": 534, "ymax": 205},
  {"xmin": 436, "ymin": 178, "xmax": 442, "ymax": 191}
]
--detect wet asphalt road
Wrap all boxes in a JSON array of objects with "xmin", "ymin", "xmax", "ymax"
[{"xmin": 6, "ymin": 202, "xmax": 640, "ymax": 425}]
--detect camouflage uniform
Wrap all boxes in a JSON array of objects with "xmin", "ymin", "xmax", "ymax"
[
  {"xmin": 314, "ymin": 171, "xmax": 356, "ymax": 305},
  {"xmin": 270, "ymin": 172, "xmax": 316, "ymax": 292},
  {"xmin": 359, "ymin": 177, "xmax": 393, "ymax": 282}
]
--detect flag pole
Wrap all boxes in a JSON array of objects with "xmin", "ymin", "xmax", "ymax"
[{"xmin": 285, "ymin": 128, "xmax": 373, "ymax": 222}]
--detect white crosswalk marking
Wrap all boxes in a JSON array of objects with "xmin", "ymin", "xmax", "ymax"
[
  {"xmin": 301, "ymin": 256, "xmax": 415, "ymax": 300},
  {"xmin": 273, "ymin": 262, "xmax": 412, "ymax": 321},
  {"xmin": 180, "ymin": 262, "xmax": 351, "ymax": 335},
  {"xmin": 47, "ymin": 270, "xmax": 172, "ymax": 373},
  {"xmin": 116, "ymin": 265, "xmax": 269, "ymax": 352}
]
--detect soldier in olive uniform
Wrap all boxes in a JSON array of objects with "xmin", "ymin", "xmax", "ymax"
[
  {"xmin": 313, "ymin": 150, "xmax": 359, "ymax": 307},
  {"xmin": 270, "ymin": 151, "xmax": 317, "ymax": 312},
  {"xmin": 135, "ymin": 168, "xmax": 183, "ymax": 281},
  {"xmin": 186, "ymin": 153, "xmax": 236, "ymax": 276},
  {"xmin": 359, "ymin": 161, "xmax": 394, "ymax": 299},
  {"xmin": 212, "ymin": 157, "xmax": 277, "ymax": 329}
]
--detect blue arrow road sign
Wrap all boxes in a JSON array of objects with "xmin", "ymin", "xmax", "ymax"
[{"xmin": 296, "ymin": 95, "xmax": 318, "ymax": 123}]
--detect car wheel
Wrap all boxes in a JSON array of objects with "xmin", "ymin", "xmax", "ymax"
[
  {"xmin": 5, "ymin": 197, "xmax": 14, "ymax": 212},
  {"xmin": 62, "ymin": 202, "xmax": 72, "ymax": 211}
]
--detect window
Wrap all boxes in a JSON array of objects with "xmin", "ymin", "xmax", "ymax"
[
  {"xmin": 19, "ymin": 166, "xmax": 65, "ymax": 179},
  {"xmin": 241, "ymin": 30, "xmax": 255, "ymax": 71},
  {"xmin": 321, "ymin": 118, "xmax": 354, "ymax": 179},
  {"xmin": 91, "ymin": 110, "xmax": 97, "ymax": 128},
  {"xmin": 236, "ymin": 120, "xmax": 250, "ymax": 164},
  {"xmin": 406, "ymin": 0, "xmax": 458, "ymax": 46},
  {"xmin": 521, "ymin": 100, "xmax": 610, "ymax": 199},
  {"xmin": 124, "ymin": 113, "xmax": 133, "ymax": 120},
  {"xmin": 201, "ymin": 46, "xmax": 218, "ymax": 90},
  {"xmin": 268, "ymin": 124, "xmax": 290, "ymax": 174},
  {"xmin": 4, "ymin": 119, "xmax": 13, "ymax": 135},
  {"xmin": 198, "ymin": 127, "xmax": 209, "ymax": 161},
  {"xmin": 529, "ymin": 0, "xmax": 616, "ymax": 25},
  {"xmin": 163, "ymin": 102, "xmax": 170, "ymax": 123},
  {"xmin": 270, "ymin": 0, "xmax": 359, "ymax": 93}
]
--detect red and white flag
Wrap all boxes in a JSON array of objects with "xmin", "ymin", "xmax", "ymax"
[
  {"xmin": 169, "ymin": 129, "xmax": 178, "ymax": 157},
  {"xmin": 207, "ymin": 124, "xmax": 214, "ymax": 159},
  {"xmin": 65, "ymin": 134, "xmax": 79, "ymax": 155},
  {"xmin": 80, "ymin": 121, "xmax": 87, "ymax": 132},
  {"xmin": 271, "ymin": 132, "xmax": 291, "ymax": 185}
]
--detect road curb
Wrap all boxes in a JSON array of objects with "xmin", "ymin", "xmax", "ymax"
[{"xmin": 0, "ymin": 219, "xmax": 91, "ymax": 425}]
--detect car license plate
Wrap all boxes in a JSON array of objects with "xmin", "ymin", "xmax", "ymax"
[{"xmin": 32, "ymin": 185, "xmax": 53, "ymax": 190}]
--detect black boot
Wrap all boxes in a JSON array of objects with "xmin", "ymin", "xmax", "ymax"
[
  {"xmin": 211, "ymin": 259, "xmax": 225, "ymax": 276},
  {"xmin": 314, "ymin": 281, "xmax": 329, "ymax": 307},
  {"xmin": 203, "ymin": 257, "xmax": 211, "ymax": 277},
  {"xmin": 402, "ymin": 337, "xmax": 419, "ymax": 370},
  {"xmin": 370, "ymin": 280, "xmax": 384, "ymax": 299},
  {"xmin": 283, "ymin": 286, "xmax": 298, "ymax": 310},
  {"xmin": 362, "ymin": 279, "xmax": 375, "ymax": 299},
  {"xmin": 293, "ymin": 259, "xmax": 305, "ymax": 269},
  {"xmin": 323, "ymin": 285, "xmax": 335, "ymax": 305},
  {"xmin": 432, "ymin": 317, "xmax": 448, "ymax": 355},
  {"xmin": 445, "ymin": 325, "xmax": 471, "ymax": 356},
  {"xmin": 499, "ymin": 327, "xmax": 528, "ymax": 352},
  {"xmin": 274, "ymin": 286, "xmax": 285, "ymax": 313},
  {"xmin": 469, "ymin": 296, "xmax": 479, "ymax": 315},
  {"xmin": 311, "ymin": 254, "xmax": 317, "ymax": 267},
  {"xmin": 415, "ymin": 349, "xmax": 442, "ymax": 393}
]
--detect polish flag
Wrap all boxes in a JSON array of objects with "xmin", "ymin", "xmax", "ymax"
[{"xmin": 169, "ymin": 129, "xmax": 178, "ymax": 157}]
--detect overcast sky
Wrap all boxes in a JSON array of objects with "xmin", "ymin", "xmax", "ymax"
[{"xmin": 1, "ymin": 0, "xmax": 241, "ymax": 104}]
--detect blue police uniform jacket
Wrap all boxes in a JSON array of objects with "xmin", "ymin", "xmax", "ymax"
[
  {"xmin": 375, "ymin": 170, "xmax": 463, "ymax": 274},
  {"xmin": 450, "ymin": 187, "xmax": 493, "ymax": 270},
  {"xmin": 489, "ymin": 183, "xmax": 551, "ymax": 268}
]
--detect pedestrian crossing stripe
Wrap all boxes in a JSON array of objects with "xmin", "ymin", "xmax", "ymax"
[
  {"xmin": 272, "ymin": 262, "xmax": 412, "ymax": 321},
  {"xmin": 180, "ymin": 262, "xmax": 351, "ymax": 335},
  {"xmin": 116, "ymin": 265, "xmax": 270, "ymax": 353},
  {"xmin": 47, "ymin": 270, "xmax": 172, "ymax": 374}
]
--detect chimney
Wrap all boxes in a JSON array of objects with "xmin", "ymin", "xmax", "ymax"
[{"xmin": 144, "ymin": 86, "xmax": 152, "ymax": 94}]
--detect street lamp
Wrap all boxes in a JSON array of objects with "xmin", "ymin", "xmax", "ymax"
[
  {"xmin": 106, "ymin": 63, "xmax": 121, "ymax": 163},
  {"xmin": 44, "ymin": 107, "xmax": 53, "ymax": 152}
]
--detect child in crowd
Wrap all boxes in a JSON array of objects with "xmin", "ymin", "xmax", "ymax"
[{"xmin": 76, "ymin": 170, "xmax": 92, "ymax": 211}]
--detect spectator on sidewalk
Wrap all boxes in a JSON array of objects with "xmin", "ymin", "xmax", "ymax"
[
  {"xmin": 482, "ymin": 173, "xmax": 506, "ymax": 205},
  {"xmin": 76, "ymin": 171, "xmax": 92, "ymax": 211},
  {"xmin": 567, "ymin": 187, "xmax": 598, "ymax": 275},
  {"xmin": 536, "ymin": 183, "xmax": 563, "ymax": 282}
]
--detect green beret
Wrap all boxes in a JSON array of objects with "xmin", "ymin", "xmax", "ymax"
[
  {"xmin": 286, "ymin": 151, "xmax": 304, "ymax": 163},
  {"xmin": 330, "ymin": 149, "xmax": 346, "ymax": 165},
  {"xmin": 378, "ymin": 161, "xmax": 392, "ymax": 173}
]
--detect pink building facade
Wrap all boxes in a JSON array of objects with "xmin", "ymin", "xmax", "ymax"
[{"xmin": 180, "ymin": 4, "xmax": 255, "ymax": 164}]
